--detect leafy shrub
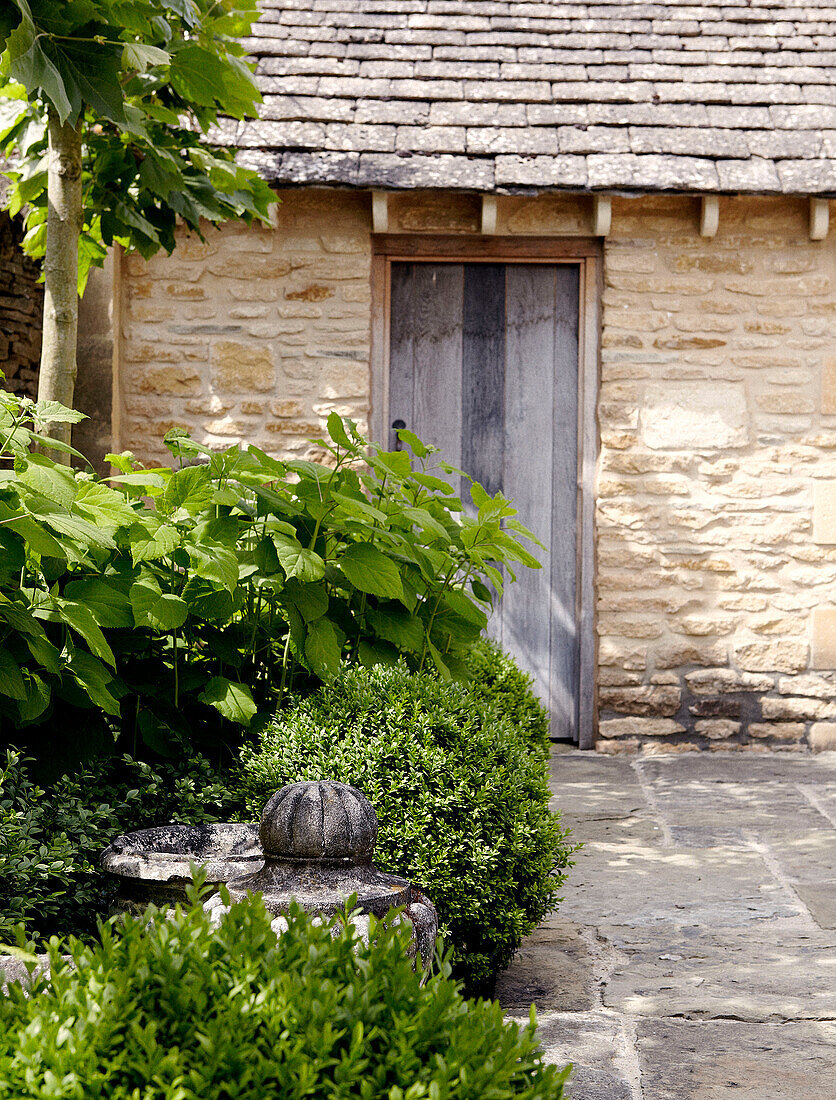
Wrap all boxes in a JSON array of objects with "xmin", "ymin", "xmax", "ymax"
[
  {"xmin": 465, "ymin": 637, "xmax": 550, "ymax": 752},
  {"xmin": 0, "ymin": 893, "xmax": 568, "ymax": 1099},
  {"xmin": 0, "ymin": 385, "xmax": 540, "ymax": 767},
  {"xmin": 236, "ymin": 664, "xmax": 573, "ymax": 995},
  {"xmin": 0, "ymin": 750, "xmax": 244, "ymax": 942}
]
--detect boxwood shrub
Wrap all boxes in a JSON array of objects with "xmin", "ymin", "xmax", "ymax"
[
  {"xmin": 464, "ymin": 637, "xmax": 550, "ymax": 752},
  {"xmin": 0, "ymin": 893, "xmax": 568, "ymax": 1099},
  {"xmin": 236, "ymin": 664, "xmax": 574, "ymax": 995},
  {"xmin": 0, "ymin": 751, "xmax": 245, "ymax": 942}
]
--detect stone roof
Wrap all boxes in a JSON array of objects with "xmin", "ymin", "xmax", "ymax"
[{"xmin": 230, "ymin": 0, "xmax": 836, "ymax": 194}]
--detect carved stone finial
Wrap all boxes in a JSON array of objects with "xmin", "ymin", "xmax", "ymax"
[
  {"xmin": 221, "ymin": 779, "xmax": 438, "ymax": 972},
  {"xmin": 259, "ymin": 780, "xmax": 377, "ymax": 863}
]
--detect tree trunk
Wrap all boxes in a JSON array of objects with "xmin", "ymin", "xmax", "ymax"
[{"xmin": 37, "ymin": 110, "xmax": 82, "ymax": 459}]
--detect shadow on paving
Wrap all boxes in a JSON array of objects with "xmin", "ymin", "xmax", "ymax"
[{"xmin": 497, "ymin": 748, "xmax": 836, "ymax": 1100}]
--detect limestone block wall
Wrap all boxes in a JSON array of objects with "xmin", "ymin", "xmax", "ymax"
[
  {"xmin": 596, "ymin": 196, "xmax": 836, "ymax": 754},
  {"xmin": 118, "ymin": 190, "xmax": 371, "ymax": 464},
  {"xmin": 0, "ymin": 212, "xmax": 43, "ymax": 397},
  {"xmin": 117, "ymin": 188, "xmax": 836, "ymax": 752}
]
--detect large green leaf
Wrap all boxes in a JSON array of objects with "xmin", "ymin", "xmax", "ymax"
[
  {"xmin": 54, "ymin": 598, "xmax": 115, "ymax": 667},
  {"xmin": 25, "ymin": 632, "xmax": 61, "ymax": 674},
  {"xmin": 0, "ymin": 528, "xmax": 25, "ymax": 579},
  {"xmin": 17, "ymin": 671, "xmax": 50, "ymax": 722},
  {"xmin": 130, "ymin": 577, "xmax": 189, "ymax": 632},
  {"xmin": 0, "ymin": 592, "xmax": 45, "ymax": 637},
  {"xmin": 339, "ymin": 543, "xmax": 404, "ymax": 601},
  {"xmin": 271, "ymin": 534, "xmax": 325, "ymax": 583},
  {"xmin": 39, "ymin": 511, "xmax": 116, "ymax": 550},
  {"xmin": 189, "ymin": 542, "xmax": 239, "ymax": 591},
  {"xmin": 357, "ymin": 638, "xmax": 399, "ymax": 669},
  {"xmin": 128, "ymin": 518, "xmax": 181, "ymax": 564},
  {"xmin": 161, "ymin": 465, "xmax": 212, "ymax": 516},
  {"xmin": 0, "ymin": 649, "xmax": 26, "ymax": 700},
  {"xmin": 31, "ymin": 400, "xmax": 87, "ymax": 426},
  {"xmin": 15, "ymin": 454, "xmax": 77, "ymax": 507},
  {"xmin": 181, "ymin": 577, "xmax": 239, "ymax": 623},
  {"xmin": 366, "ymin": 606, "xmax": 424, "ymax": 653},
  {"xmin": 66, "ymin": 647, "xmax": 120, "ymax": 716},
  {"xmin": 3, "ymin": 3, "xmax": 72, "ymax": 122},
  {"xmin": 73, "ymin": 481, "xmax": 138, "ymax": 530},
  {"xmin": 305, "ymin": 617, "xmax": 341, "ymax": 680},
  {"xmin": 198, "ymin": 676, "xmax": 256, "ymax": 725},
  {"xmin": 281, "ymin": 579, "xmax": 328, "ymax": 623},
  {"xmin": 63, "ymin": 577, "xmax": 133, "ymax": 629}
]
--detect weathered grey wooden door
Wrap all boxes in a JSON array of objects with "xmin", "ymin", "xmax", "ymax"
[{"xmin": 389, "ymin": 262, "xmax": 581, "ymax": 741}]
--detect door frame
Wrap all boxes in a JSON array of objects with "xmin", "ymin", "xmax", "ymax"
[{"xmin": 370, "ymin": 234, "xmax": 602, "ymax": 749}]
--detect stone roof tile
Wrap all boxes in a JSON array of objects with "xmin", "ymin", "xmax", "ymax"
[{"xmin": 242, "ymin": 0, "xmax": 836, "ymax": 193}]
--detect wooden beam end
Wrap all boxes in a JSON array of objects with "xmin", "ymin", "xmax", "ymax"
[
  {"xmin": 592, "ymin": 195, "xmax": 612, "ymax": 237},
  {"xmin": 699, "ymin": 195, "xmax": 720, "ymax": 238},
  {"xmin": 810, "ymin": 197, "xmax": 829, "ymax": 241},
  {"xmin": 481, "ymin": 194, "xmax": 498, "ymax": 235},
  {"xmin": 372, "ymin": 191, "xmax": 389, "ymax": 234}
]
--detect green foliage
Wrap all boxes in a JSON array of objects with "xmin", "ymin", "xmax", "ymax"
[
  {"xmin": 0, "ymin": 893, "xmax": 568, "ymax": 1099},
  {"xmin": 0, "ymin": 388, "xmax": 542, "ymax": 766},
  {"xmin": 0, "ymin": 0, "xmax": 274, "ymax": 289},
  {"xmin": 465, "ymin": 637, "xmax": 550, "ymax": 752},
  {"xmin": 236, "ymin": 664, "xmax": 574, "ymax": 995},
  {"xmin": 0, "ymin": 749, "xmax": 243, "ymax": 942}
]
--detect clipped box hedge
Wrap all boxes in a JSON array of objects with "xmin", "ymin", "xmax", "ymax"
[
  {"xmin": 236, "ymin": 663, "xmax": 574, "ymax": 995},
  {"xmin": 0, "ymin": 894, "xmax": 568, "ymax": 1099}
]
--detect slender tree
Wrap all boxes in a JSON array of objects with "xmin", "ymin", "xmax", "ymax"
[{"xmin": 0, "ymin": 0, "xmax": 274, "ymax": 456}]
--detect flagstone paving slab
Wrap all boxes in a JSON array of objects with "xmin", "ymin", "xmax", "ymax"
[
  {"xmin": 636, "ymin": 1019, "xmax": 836, "ymax": 1100},
  {"xmin": 499, "ymin": 749, "xmax": 836, "ymax": 1099}
]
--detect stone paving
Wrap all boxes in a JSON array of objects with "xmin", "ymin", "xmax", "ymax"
[{"xmin": 497, "ymin": 749, "xmax": 836, "ymax": 1100}]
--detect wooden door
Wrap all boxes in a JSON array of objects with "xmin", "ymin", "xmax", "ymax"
[{"xmin": 389, "ymin": 262, "xmax": 581, "ymax": 741}]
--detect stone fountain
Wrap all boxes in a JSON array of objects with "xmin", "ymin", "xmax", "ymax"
[{"xmin": 101, "ymin": 780, "xmax": 438, "ymax": 970}]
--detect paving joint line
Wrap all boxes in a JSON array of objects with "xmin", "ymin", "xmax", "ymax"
[
  {"xmin": 796, "ymin": 784, "xmax": 836, "ymax": 829},
  {"xmin": 742, "ymin": 828, "xmax": 819, "ymax": 933},
  {"xmin": 630, "ymin": 757, "xmax": 673, "ymax": 847}
]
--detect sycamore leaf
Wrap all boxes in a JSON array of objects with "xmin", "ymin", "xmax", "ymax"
[
  {"xmin": 198, "ymin": 676, "xmax": 256, "ymax": 725},
  {"xmin": 3, "ymin": 5, "xmax": 73, "ymax": 123},
  {"xmin": 122, "ymin": 43, "xmax": 170, "ymax": 72}
]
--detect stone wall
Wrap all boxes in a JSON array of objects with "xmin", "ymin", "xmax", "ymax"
[
  {"xmin": 0, "ymin": 212, "xmax": 43, "ymax": 396},
  {"xmin": 117, "ymin": 189, "xmax": 836, "ymax": 752},
  {"xmin": 596, "ymin": 195, "xmax": 836, "ymax": 755},
  {"xmin": 119, "ymin": 190, "xmax": 371, "ymax": 464}
]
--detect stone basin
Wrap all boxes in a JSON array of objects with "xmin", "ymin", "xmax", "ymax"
[{"xmin": 101, "ymin": 823, "xmax": 261, "ymax": 914}]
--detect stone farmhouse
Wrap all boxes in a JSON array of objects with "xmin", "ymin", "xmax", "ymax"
[{"xmin": 4, "ymin": 0, "xmax": 836, "ymax": 753}]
